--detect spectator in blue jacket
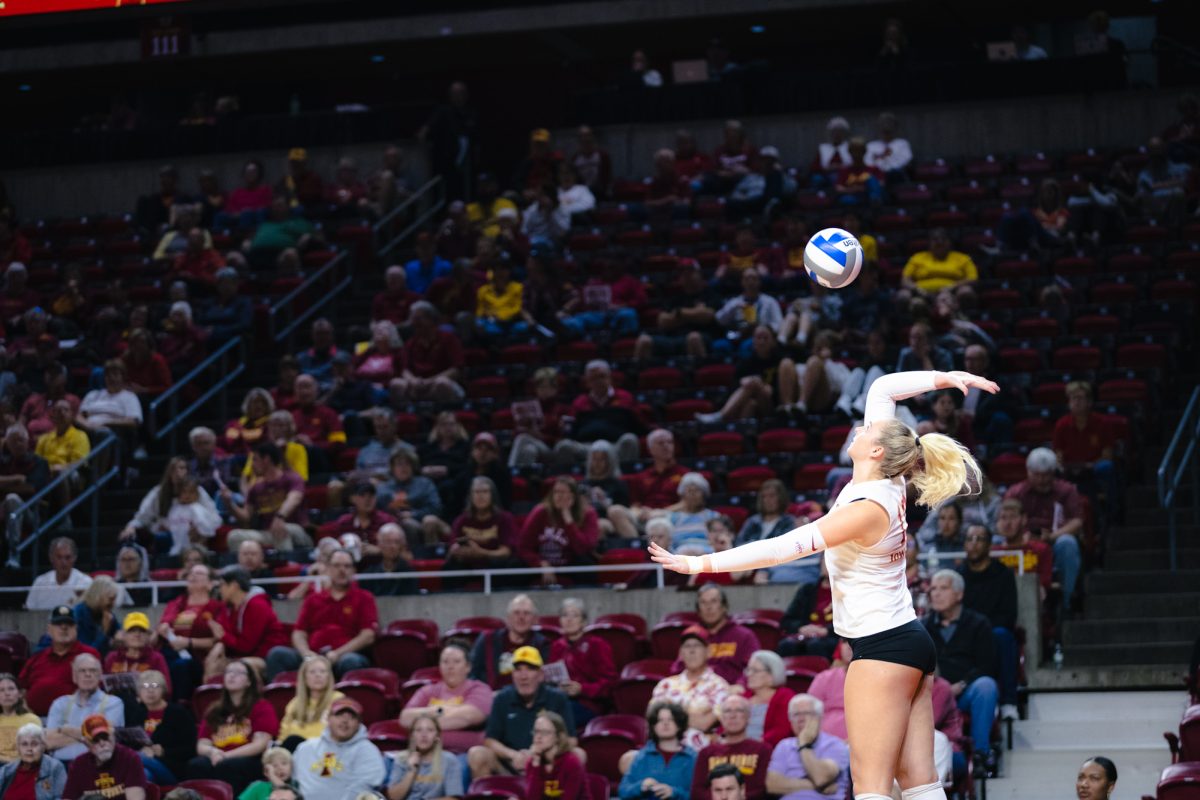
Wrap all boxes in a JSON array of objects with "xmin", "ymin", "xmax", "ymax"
[{"xmin": 619, "ymin": 702, "xmax": 697, "ymax": 800}]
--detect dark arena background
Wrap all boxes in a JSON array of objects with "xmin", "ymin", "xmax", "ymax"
[{"xmin": 0, "ymin": 1, "xmax": 1198, "ymax": 798}]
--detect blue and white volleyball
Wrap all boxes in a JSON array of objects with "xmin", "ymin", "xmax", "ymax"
[{"xmin": 803, "ymin": 227, "xmax": 864, "ymax": 289}]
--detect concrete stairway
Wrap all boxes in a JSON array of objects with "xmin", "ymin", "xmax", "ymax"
[{"xmin": 988, "ymin": 691, "xmax": 1185, "ymax": 799}]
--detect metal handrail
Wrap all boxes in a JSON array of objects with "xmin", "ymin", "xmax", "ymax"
[
  {"xmin": 5, "ymin": 431, "xmax": 121, "ymax": 576},
  {"xmin": 147, "ymin": 336, "xmax": 246, "ymax": 450},
  {"xmin": 267, "ymin": 249, "xmax": 353, "ymax": 345},
  {"xmin": 1158, "ymin": 385, "xmax": 1200, "ymax": 572},
  {"xmin": 375, "ymin": 176, "xmax": 446, "ymax": 261}
]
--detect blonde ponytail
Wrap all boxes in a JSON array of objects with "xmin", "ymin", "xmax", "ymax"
[{"xmin": 910, "ymin": 432, "xmax": 982, "ymax": 509}]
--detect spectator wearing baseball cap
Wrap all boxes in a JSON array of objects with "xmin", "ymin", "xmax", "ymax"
[
  {"xmin": 277, "ymin": 147, "xmax": 324, "ymax": 210},
  {"xmin": 62, "ymin": 714, "xmax": 147, "ymax": 800},
  {"xmin": 102, "ymin": 612, "xmax": 173, "ymax": 696},
  {"xmin": 45, "ymin": 653, "xmax": 125, "ymax": 762},
  {"xmin": 446, "ymin": 431, "xmax": 512, "ymax": 516},
  {"xmin": 651, "ymin": 626, "xmax": 730, "ymax": 750},
  {"xmin": 17, "ymin": 605, "xmax": 100, "ymax": 716},
  {"xmin": 468, "ymin": 643, "xmax": 576, "ymax": 781},
  {"xmin": 513, "ymin": 129, "xmax": 564, "ymax": 197},
  {"xmin": 467, "ymin": 172, "xmax": 518, "ymax": 239},
  {"xmin": 324, "ymin": 481, "xmax": 398, "ymax": 556},
  {"xmin": 293, "ymin": 696, "xmax": 386, "ymax": 800}
]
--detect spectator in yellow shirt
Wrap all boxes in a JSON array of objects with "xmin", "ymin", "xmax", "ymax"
[
  {"xmin": 466, "ymin": 172, "xmax": 518, "ymax": 239},
  {"xmin": 35, "ymin": 400, "xmax": 92, "ymax": 504},
  {"xmin": 901, "ymin": 227, "xmax": 978, "ymax": 295},
  {"xmin": 476, "ymin": 259, "xmax": 526, "ymax": 338}
]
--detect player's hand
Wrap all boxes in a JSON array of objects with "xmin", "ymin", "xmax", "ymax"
[
  {"xmin": 648, "ymin": 542, "xmax": 698, "ymax": 575},
  {"xmin": 942, "ymin": 371, "xmax": 999, "ymax": 395}
]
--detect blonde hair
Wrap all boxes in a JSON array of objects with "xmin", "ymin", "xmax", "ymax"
[
  {"xmin": 262, "ymin": 746, "xmax": 292, "ymax": 767},
  {"xmin": 875, "ymin": 418, "xmax": 982, "ymax": 509},
  {"xmin": 81, "ymin": 575, "xmax": 119, "ymax": 610},
  {"xmin": 401, "ymin": 713, "xmax": 445, "ymax": 784},
  {"xmin": 536, "ymin": 710, "xmax": 572, "ymax": 758},
  {"xmin": 284, "ymin": 655, "xmax": 338, "ymax": 727}
]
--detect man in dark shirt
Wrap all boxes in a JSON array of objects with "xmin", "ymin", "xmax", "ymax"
[
  {"xmin": 469, "ymin": 594, "xmax": 549, "ymax": 689},
  {"xmin": 196, "ymin": 267, "xmax": 253, "ymax": 345},
  {"xmin": 468, "ymin": 645, "xmax": 575, "ymax": 780},
  {"xmin": 691, "ymin": 696, "xmax": 772, "ymax": 800},
  {"xmin": 0, "ymin": 424, "xmax": 49, "ymax": 502},
  {"xmin": 959, "ymin": 525, "xmax": 1019, "ymax": 722},
  {"xmin": 923, "ymin": 569, "xmax": 998, "ymax": 769},
  {"xmin": 360, "ymin": 522, "xmax": 415, "ymax": 597},
  {"xmin": 635, "ymin": 260, "xmax": 722, "ymax": 361},
  {"xmin": 696, "ymin": 325, "xmax": 794, "ymax": 425},
  {"xmin": 62, "ymin": 714, "xmax": 147, "ymax": 800}
]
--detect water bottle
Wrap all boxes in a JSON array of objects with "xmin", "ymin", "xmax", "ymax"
[{"xmin": 1053, "ymin": 644, "xmax": 1064, "ymax": 671}]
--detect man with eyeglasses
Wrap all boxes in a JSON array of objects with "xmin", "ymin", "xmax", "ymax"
[
  {"xmin": 45, "ymin": 653, "xmax": 124, "ymax": 762},
  {"xmin": 765, "ymin": 694, "xmax": 848, "ymax": 800},
  {"xmin": 690, "ymin": 695, "xmax": 772, "ymax": 800},
  {"xmin": 62, "ymin": 714, "xmax": 146, "ymax": 800},
  {"xmin": 959, "ymin": 524, "xmax": 1020, "ymax": 724},
  {"xmin": 264, "ymin": 547, "xmax": 379, "ymax": 681}
]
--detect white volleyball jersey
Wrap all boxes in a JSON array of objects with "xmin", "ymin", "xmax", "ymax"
[{"xmin": 824, "ymin": 475, "xmax": 916, "ymax": 639}]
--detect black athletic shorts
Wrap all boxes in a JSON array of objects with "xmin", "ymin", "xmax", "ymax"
[{"xmin": 848, "ymin": 619, "xmax": 937, "ymax": 673}]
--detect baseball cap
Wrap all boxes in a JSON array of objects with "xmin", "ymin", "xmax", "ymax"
[
  {"xmin": 81, "ymin": 715, "xmax": 113, "ymax": 741},
  {"xmin": 288, "ymin": 147, "xmax": 309, "ymax": 162},
  {"xmin": 512, "ymin": 646, "xmax": 544, "ymax": 668},
  {"xmin": 759, "ymin": 145, "xmax": 781, "ymax": 159},
  {"xmin": 330, "ymin": 697, "xmax": 363, "ymax": 717},
  {"xmin": 123, "ymin": 612, "xmax": 151, "ymax": 631},
  {"xmin": 349, "ymin": 481, "xmax": 376, "ymax": 496},
  {"xmin": 680, "ymin": 624, "xmax": 710, "ymax": 645},
  {"xmin": 50, "ymin": 605, "xmax": 76, "ymax": 625},
  {"xmin": 473, "ymin": 432, "xmax": 498, "ymax": 449},
  {"xmin": 530, "ymin": 128, "xmax": 551, "ymax": 143}
]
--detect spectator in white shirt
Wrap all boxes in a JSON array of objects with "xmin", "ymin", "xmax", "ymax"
[
  {"xmin": 556, "ymin": 163, "xmax": 596, "ymax": 221},
  {"xmin": 811, "ymin": 117, "xmax": 851, "ymax": 178},
  {"xmin": 26, "ymin": 537, "xmax": 94, "ymax": 610},
  {"xmin": 864, "ymin": 112, "xmax": 913, "ymax": 179},
  {"xmin": 78, "ymin": 361, "xmax": 143, "ymax": 431}
]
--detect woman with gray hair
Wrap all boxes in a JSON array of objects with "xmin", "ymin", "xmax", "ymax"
[
  {"xmin": 740, "ymin": 650, "xmax": 795, "ymax": 748},
  {"xmin": 160, "ymin": 300, "xmax": 207, "ymax": 377},
  {"xmin": 0, "ymin": 724, "xmax": 66, "ymax": 799},
  {"xmin": 664, "ymin": 472, "xmax": 718, "ymax": 556},
  {"xmin": 580, "ymin": 440, "xmax": 629, "ymax": 523},
  {"xmin": 223, "ymin": 387, "xmax": 274, "ymax": 455},
  {"xmin": 355, "ymin": 320, "xmax": 404, "ymax": 383},
  {"xmin": 548, "ymin": 598, "xmax": 616, "ymax": 726}
]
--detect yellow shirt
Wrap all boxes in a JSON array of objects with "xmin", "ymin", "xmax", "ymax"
[
  {"xmin": 476, "ymin": 281, "xmax": 524, "ymax": 322},
  {"xmin": 467, "ymin": 198, "xmax": 518, "ymax": 239},
  {"xmin": 277, "ymin": 690, "xmax": 345, "ymax": 742},
  {"xmin": 35, "ymin": 425, "xmax": 91, "ymax": 467},
  {"xmin": 242, "ymin": 440, "xmax": 309, "ymax": 483},
  {"xmin": 902, "ymin": 249, "xmax": 978, "ymax": 292},
  {"xmin": 0, "ymin": 712, "xmax": 41, "ymax": 762}
]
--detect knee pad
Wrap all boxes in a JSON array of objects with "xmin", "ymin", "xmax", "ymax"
[
  {"xmin": 854, "ymin": 794, "xmax": 893, "ymax": 800},
  {"xmin": 900, "ymin": 781, "xmax": 947, "ymax": 800}
]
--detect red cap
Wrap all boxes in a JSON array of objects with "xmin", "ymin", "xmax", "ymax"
[
  {"xmin": 680, "ymin": 624, "xmax": 710, "ymax": 645},
  {"xmin": 81, "ymin": 715, "xmax": 113, "ymax": 741},
  {"xmin": 329, "ymin": 697, "xmax": 363, "ymax": 717}
]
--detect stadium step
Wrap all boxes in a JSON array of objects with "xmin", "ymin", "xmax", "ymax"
[
  {"xmin": 1083, "ymin": 591, "xmax": 1200, "ymax": 619},
  {"xmin": 1062, "ymin": 616, "xmax": 1200, "ymax": 646},
  {"xmin": 1083, "ymin": 569, "xmax": 1200, "ymax": 594},
  {"xmin": 1115, "ymin": 547, "xmax": 1200, "ymax": 570},
  {"xmin": 1060, "ymin": 640, "xmax": 1193, "ymax": 667},
  {"xmin": 1107, "ymin": 524, "xmax": 1200, "ymax": 550}
]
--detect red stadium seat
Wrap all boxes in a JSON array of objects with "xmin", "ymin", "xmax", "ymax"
[
  {"xmin": 784, "ymin": 655, "xmax": 832, "ymax": 673},
  {"xmin": 1098, "ymin": 378, "xmax": 1148, "ymax": 404},
  {"xmin": 581, "ymin": 715, "xmax": 650, "ymax": 783},
  {"xmin": 713, "ymin": 505, "xmax": 749, "ymax": 531},
  {"xmin": 334, "ymin": 679, "xmax": 390, "ymax": 724},
  {"xmin": 821, "ymin": 426, "xmax": 850, "ymax": 453},
  {"xmin": 500, "ymin": 344, "xmax": 544, "ymax": 365},
  {"xmin": 638, "ymin": 366, "xmax": 684, "ymax": 391},
  {"xmin": 1072, "ymin": 315, "xmax": 1120, "ymax": 336},
  {"xmin": 612, "ymin": 677, "xmax": 661, "ymax": 716},
  {"xmin": 367, "ymin": 719, "xmax": 409, "ymax": 752},
  {"xmin": 558, "ymin": 341, "xmax": 600, "ymax": 363},
  {"xmin": 726, "ymin": 465, "xmax": 776, "ymax": 493},
  {"xmin": 568, "ymin": 232, "xmax": 607, "ymax": 252},
  {"xmin": 1090, "ymin": 282, "xmax": 1138, "ymax": 305},
  {"xmin": 793, "ymin": 463, "xmax": 835, "ymax": 492},
  {"xmin": 1013, "ymin": 317, "xmax": 1060, "ymax": 339},
  {"xmin": 374, "ymin": 631, "xmax": 434, "ymax": 680},
  {"xmin": 585, "ymin": 622, "xmax": 643, "ymax": 666},
  {"xmin": 785, "ymin": 668, "xmax": 820, "ymax": 695},
  {"xmin": 665, "ymin": 398, "xmax": 714, "ymax": 422},
  {"xmin": 597, "ymin": 614, "xmax": 648, "ymax": 637},
  {"xmin": 263, "ymin": 682, "xmax": 295, "ymax": 720},
  {"xmin": 1013, "ymin": 417, "xmax": 1055, "ymax": 445},
  {"xmin": 1031, "ymin": 381, "xmax": 1066, "ymax": 406},
  {"xmin": 650, "ymin": 621, "xmax": 690, "ymax": 659},
  {"xmin": 178, "ymin": 780, "xmax": 234, "ymax": 800},
  {"xmin": 998, "ymin": 347, "xmax": 1043, "ymax": 372},
  {"xmin": 695, "ymin": 364, "xmax": 736, "ymax": 388},
  {"xmin": 588, "ymin": 773, "xmax": 611, "ymax": 800},
  {"xmin": 467, "ymin": 376, "xmax": 511, "ymax": 400},
  {"xmin": 734, "ymin": 617, "xmax": 782, "ymax": 650},
  {"xmin": 756, "ymin": 428, "xmax": 810, "ymax": 454},
  {"xmin": 0, "ymin": 633, "xmax": 29, "ymax": 674},
  {"xmin": 1153, "ymin": 762, "xmax": 1200, "ymax": 800},
  {"xmin": 697, "ymin": 432, "xmax": 744, "ymax": 457},
  {"xmin": 988, "ymin": 452, "xmax": 1028, "ymax": 486},
  {"xmin": 621, "ymin": 659, "xmax": 672, "ymax": 680},
  {"xmin": 1052, "ymin": 255, "xmax": 1096, "ymax": 277},
  {"xmin": 994, "ymin": 258, "xmax": 1042, "ymax": 280},
  {"xmin": 597, "ymin": 549, "xmax": 650, "ymax": 586},
  {"xmin": 1165, "ymin": 704, "xmax": 1200, "ymax": 763},
  {"xmin": 662, "ymin": 611, "xmax": 700, "ymax": 625},
  {"xmin": 1152, "ymin": 279, "xmax": 1198, "ymax": 302},
  {"xmin": 1166, "ymin": 250, "xmax": 1200, "ymax": 273},
  {"xmin": 979, "ymin": 289, "xmax": 1023, "ymax": 309},
  {"xmin": 443, "ymin": 616, "xmax": 505, "ymax": 644},
  {"xmin": 1115, "ymin": 343, "xmax": 1167, "ymax": 369},
  {"xmin": 467, "ymin": 775, "xmax": 526, "ymax": 800},
  {"xmin": 344, "ymin": 668, "xmax": 401, "ymax": 700}
]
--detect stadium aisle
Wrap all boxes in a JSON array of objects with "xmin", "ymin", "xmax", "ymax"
[{"xmin": 998, "ymin": 691, "xmax": 1187, "ymax": 798}]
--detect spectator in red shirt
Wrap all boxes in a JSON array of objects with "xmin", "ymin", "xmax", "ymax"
[
  {"xmin": 526, "ymin": 710, "xmax": 587, "ymax": 800},
  {"xmin": 0, "ymin": 218, "xmax": 32, "ymax": 271},
  {"xmin": 691, "ymin": 697, "xmax": 773, "ymax": 800},
  {"xmin": 1053, "ymin": 381, "xmax": 1119, "ymax": 518},
  {"xmin": 171, "ymin": 228, "xmax": 225, "ymax": 288},
  {"xmin": 121, "ymin": 328, "xmax": 173, "ymax": 397},
  {"xmin": 390, "ymin": 301, "xmax": 465, "ymax": 404},
  {"xmin": 571, "ymin": 126, "xmax": 612, "ymax": 199},
  {"xmin": 20, "ymin": 362, "xmax": 80, "ymax": 441},
  {"xmin": 325, "ymin": 157, "xmax": 368, "ymax": 217},
  {"xmin": 102, "ymin": 612, "xmax": 172, "ymax": 696},
  {"xmin": 548, "ymin": 597, "xmax": 615, "ymax": 725},
  {"xmin": 223, "ymin": 442, "xmax": 313, "ymax": 554},
  {"xmin": 810, "ymin": 116, "xmax": 852, "ymax": 177},
  {"xmin": 833, "ymin": 137, "xmax": 884, "ymax": 206},
  {"xmin": 705, "ymin": 119, "xmax": 754, "ymax": 194},
  {"xmin": 186, "ymin": 657, "xmax": 279, "ymax": 793},
  {"xmin": 159, "ymin": 302, "xmax": 208, "ymax": 377},
  {"xmin": 517, "ymin": 477, "xmax": 600, "ymax": 585},
  {"xmin": 290, "ymin": 373, "xmax": 346, "ymax": 456},
  {"xmin": 608, "ymin": 428, "xmax": 688, "ymax": 539},
  {"xmin": 204, "ymin": 566, "xmax": 289, "ymax": 680},
  {"xmin": 265, "ymin": 547, "xmax": 379, "ymax": 680},
  {"xmin": 671, "ymin": 584, "xmax": 760, "ymax": 684},
  {"xmin": 1004, "ymin": 448, "xmax": 1083, "ymax": 611},
  {"xmin": 18, "ymin": 605, "xmax": 101, "ymax": 716},
  {"xmin": 227, "ymin": 159, "xmax": 273, "ymax": 216},
  {"xmin": 551, "ymin": 359, "xmax": 643, "ymax": 470},
  {"xmin": 673, "ymin": 130, "xmax": 712, "ymax": 182},
  {"xmin": 371, "ymin": 265, "xmax": 420, "ymax": 326},
  {"xmin": 0, "ymin": 263, "xmax": 40, "ymax": 330},
  {"xmin": 324, "ymin": 481, "xmax": 396, "ymax": 554},
  {"xmin": 441, "ymin": 475, "xmax": 522, "ymax": 577},
  {"xmin": 353, "ymin": 320, "xmax": 404, "ymax": 384}
]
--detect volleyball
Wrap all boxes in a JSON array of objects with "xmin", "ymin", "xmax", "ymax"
[{"xmin": 803, "ymin": 227, "xmax": 865, "ymax": 289}]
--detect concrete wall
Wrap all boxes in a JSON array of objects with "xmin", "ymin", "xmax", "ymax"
[
  {"xmin": 573, "ymin": 88, "xmax": 1183, "ymax": 181},
  {"xmin": 4, "ymin": 139, "xmax": 429, "ymax": 221}
]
